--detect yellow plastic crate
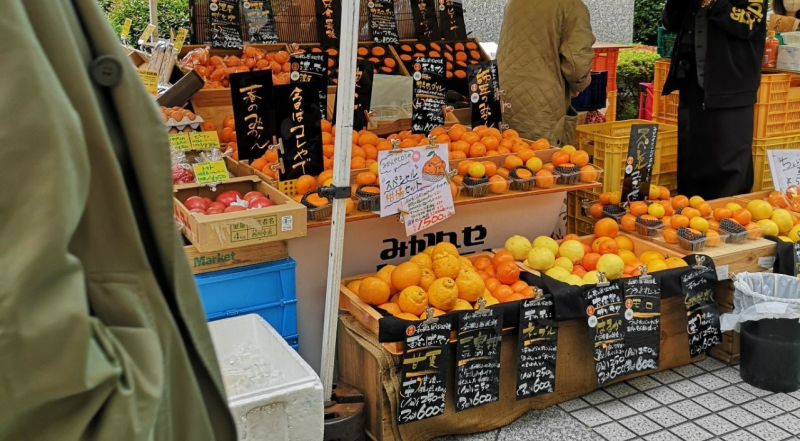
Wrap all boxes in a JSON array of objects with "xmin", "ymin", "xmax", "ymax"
[
  {"xmin": 605, "ymin": 90, "xmax": 617, "ymax": 122},
  {"xmin": 566, "ymin": 189, "xmax": 597, "ymax": 236},
  {"xmin": 577, "ymin": 120, "xmax": 678, "ymax": 196},
  {"xmin": 751, "ymin": 133, "xmax": 800, "ymax": 191},
  {"xmin": 753, "ymin": 86, "xmax": 800, "ymax": 138},
  {"xmin": 654, "ymin": 59, "xmax": 671, "ymax": 92},
  {"xmin": 652, "ymin": 90, "xmax": 679, "ymax": 125}
]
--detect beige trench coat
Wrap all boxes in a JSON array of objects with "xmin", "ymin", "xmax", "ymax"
[
  {"xmin": 0, "ymin": 1, "xmax": 237, "ymax": 440},
  {"xmin": 497, "ymin": 0, "xmax": 596, "ymax": 146}
]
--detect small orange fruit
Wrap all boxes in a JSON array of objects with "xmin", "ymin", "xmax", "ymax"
[
  {"xmin": 594, "ymin": 218, "xmax": 619, "ymax": 238},
  {"xmin": 296, "ymin": 175, "xmax": 317, "ymax": 195}
]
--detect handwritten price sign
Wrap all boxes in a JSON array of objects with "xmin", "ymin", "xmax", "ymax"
[
  {"xmin": 402, "ymin": 179, "xmax": 455, "ymax": 235},
  {"xmin": 378, "ymin": 143, "xmax": 452, "ymax": 219},
  {"xmin": 768, "ymin": 150, "xmax": 800, "ymax": 192}
]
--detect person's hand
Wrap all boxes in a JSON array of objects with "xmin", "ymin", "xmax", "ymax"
[{"xmin": 571, "ymin": 91, "xmax": 582, "ymax": 98}]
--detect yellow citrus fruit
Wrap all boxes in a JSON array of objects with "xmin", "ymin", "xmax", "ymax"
[
  {"xmin": 596, "ymin": 254, "xmax": 624, "ymax": 280},
  {"xmin": 609, "ymin": 191, "xmax": 622, "ymax": 205},
  {"xmin": 527, "ymin": 247, "xmax": 556, "ymax": 271},
  {"xmin": 395, "ymin": 312, "xmax": 419, "ymax": 321},
  {"xmin": 505, "ymin": 235, "xmax": 533, "ymax": 260},
  {"xmin": 433, "ymin": 242, "xmax": 459, "ymax": 259},
  {"xmin": 346, "ymin": 280, "xmax": 361, "ymax": 295},
  {"xmin": 390, "ymin": 293, "xmax": 400, "ymax": 305},
  {"xmin": 779, "ymin": 235, "xmax": 793, "ymax": 243},
  {"xmin": 614, "ymin": 236, "xmax": 634, "ymax": 252},
  {"xmin": 747, "ymin": 200, "xmax": 774, "ymax": 221},
  {"xmin": 583, "ymin": 271, "xmax": 600, "ymax": 284},
  {"xmin": 689, "ymin": 217, "xmax": 709, "ymax": 233},
  {"xmin": 409, "ymin": 253, "xmax": 433, "ymax": 270},
  {"xmin": 455, "ymin": 270, "xmax": 485, "ymax": 303},
  {"xmin": 532, "ymin": 236, "xmax": 559, "ymax": 255},
  {"xmin": 451, "ymin": 299, "xmax": 473, "ymax": 311},
  {"xmin": 420, "ymin": 308, "xmax": 446, "ymax": 319},
  {"xmin": 646, "ymin": 259, "xmax": 668, "ymax": 273},
  {"xmin": 561, "ymin": 145, "xmax": 577, "ymax": 155},
  {"xmin": 428, "ymin": 277, "xmax": 459, "ymax": 310},
  {"xmin": 423, "ymin": 246, "xmax": 435, "ymax": 257},
  {"xmin": 391, "ymin": 262, "xmax": 423, "ymax": 291},
  {"xmin": 545, "ymin": 266, "xmax": 571, "ymax": 282},
  {"xmin": 771, "ymin": 209, "xmax": 793, "ymax": 234},
  {"xmin": 377, "ymin": 303, "xmax": 402, "ymax": 315},
  {"xmin": 399, "ymin": 286, "xmax": 429, "ymax": 315},
  {"xmin": 376, "ymin": 265, "xmax": 397, "ymax": 294},
  {"xmin": 566, "ymin": 275, "xmax": 585, "ymax": 286},
  {"xmin": 433, "ymin": 254, "xmax": 461, "ymax": 279},
  {"xmin": 554, "ymin": 257, "xmax": 574, "ymax": 273},
  {"xmin": 618, "ymin": 249, "xmax": 637, "ymax": 265},
  {"xmin": 790, "ymin": 224, "xmax": 800, "ymax": 243},
  {"xmin": 757, "ymin": 219, "xmax": 779, "ymax": 237},
  {"xmin": 648, "ymin": 203, "xmax": 666, "ymax": 219},
  {"xmin": 459, "ymin": 256, "xmax": 475, "ymax": 269},
  {"xmin": 526, "ymin": 157, "xmax": 543, "ymax": 172},
  {"xmin": 358, "ymin": 277, "xmax": 391, "ymax": 305},
  {"xmin": 638, "ymin": 251, "xmax": 665, "ymax": 264},
  {"xmin": 419, "ymin": 268, "xmax": 436, "ymax": 291},
  {"xmin": 665, "ymin": 257, "xmax": 688, "ymax": 269},
  {"xmin": 559, "ymin": 240, "xmax": 586, "ymax": 264},
  {"xmin": 689, "ymin": 196, "xmax": 705, "ymax": 208}
]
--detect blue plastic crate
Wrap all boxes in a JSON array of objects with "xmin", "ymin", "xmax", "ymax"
[
  {"xmin": 572, "ymin": 71, "xmax": 608, "ymax": 112},
  {"xmin": 194, "ymin": 258, "xmax": 298, "ymax": 339},
  {"xmin": 284, "ymin": 334, "xmax": 299, "ymax": 351}
]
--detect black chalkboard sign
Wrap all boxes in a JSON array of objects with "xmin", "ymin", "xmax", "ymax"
[
  {"xmin": 290, "ymin": 53, "xmax": 329, "ymax": 119},
  {"xmin": 273, "ymin": 83, "xmax": 325, "ymax": 180},
  {"xmin": 682, "ymin": 264, "xmax": 722, "ymax": 357},
  {"xmin": 623, "ymin": 275, "xmax": 660, "ymax": 375},
  {"xmin": 793, "ymin": 243, "xmax": 800, "ymax": 276},
  {"xmin": 516, "ymin": 296, "xmax": 558, "ymax": 400},
  {"xmin": 468, "ymin": 62, "xmax": 503, "ymax": 130},
  {"xmin": 369, "ymin": 0, "xmax": 400, "ymax": 44},
  {"xmin": 412, "ymin": 57, "xmax": 447, "ymax": 134},
  {"xmin": 585, "ymin": 281, "xmax": 627, "ymax": 386},
  {"xmin": 209, "ymin": 0, "xmax": 244, "ymax": 49},
  {"xmin": 455, "ymin": 307, "xmax": 502, "ymax": 412},
  {"xmin": 229, "ymin": 70, "xmax": 276, "ymax": 162},
  {"xmin": 242, "ymin": 0, "xmax": 278, "ymax": 43},
  {"xmin": 398, "ymin": 319, "xmax": 451, "ymax": 424},
  {"xmin": 621, "ymin": 124, "xmax": 658, "ymax": 203},
  {"xmin": 439, "ymin": 0, "xmax": 467, "ymax": 41},
  {"xmin": 410, "ymin": 0, "xmax": 441, "ymax": 42},
  {"xmin": 315, "ymin": 0, "xmax": 342, "ymax": 48}
]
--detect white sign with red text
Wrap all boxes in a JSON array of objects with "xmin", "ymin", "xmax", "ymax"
[{"xmin": 378, "ymin": 144, "xmax": 452, "ymax": 218}]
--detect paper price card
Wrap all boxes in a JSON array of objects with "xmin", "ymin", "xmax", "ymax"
[
  {"xmin": 767, "ymin": 149, "xmax": 800, "ymax": 193},
  {"xmin": 585, "ymin": 281, "xmax": 627, "ymax": 386},
  {"xmin": 190, "ymin": 131, "xmax": 221, "ymax": 151},
  {"xmin": 378, "ymin": 144, "xmax": 452, "ymax": 218},
  {"xmin": 137, "ymin": 69, "xmax": 159, "ymax": 96},
  {"xmin": 174, "ymin": 28, "xmax": 189, "ymax": 54},
  {"xmin": 622, "ymin": 276, "xmax": 661, "ymax": 375},
  {"xmin": 192, "ymin": 160, "xmax": 230, "ymax": 185},
  {"xmin": 681, "ymin": 264, "xmax": 722, "ymax": 357},
  {"xmin": 121, "ymin": 18, "xmax": 132, "ymax": 38},
  {"xmin": 455, "ymin": 307, "xmax": 502, "ymax": 412},
  {"xmin": 398, "ymin": 319, "xmax": 451, "ymax": 424},
  {"xmin": 401, "ymin": 178, "xmax": 455, "ymax": 236},
  {"xmin": 168, "ymin": 133, "xmax": 191, "ymax": 151},
  {"xmin": 516, "ymin": 296, "xmax": 558, "ymax": 400},
  {"xmin": 139, "ymin": 24, "xmax": 156, "ymax": 44}
]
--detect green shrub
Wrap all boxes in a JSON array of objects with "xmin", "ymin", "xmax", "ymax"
[
  {"xmin": 616, "ymin": 47, "xmax": 661, "ymax": 120},
  {"xmin": 101, "ymin": 0, "xmax": 190, "ymax": 45},
  {"xmin": 633, "ymin": 0, "xmax": 666, "ymax": 46}
]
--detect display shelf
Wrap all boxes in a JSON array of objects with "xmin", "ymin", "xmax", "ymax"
[{"xmin": 306, "ymin": 181, "xmax": 601, "ymax": 229}]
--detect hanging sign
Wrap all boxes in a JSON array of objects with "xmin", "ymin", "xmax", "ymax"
[
  {"xmin": 621, "ymin": 124, "xmax": 658, "ymax": 203},
  {"xmin": 516, "ymin": 295, "xmax": 558, "ymax": 400},
  {"xmin": 273, "ymin": 83, "xmax": 325, "ymax": 180},
  {"xmin": 411, "ymin": 57, "xmax": 447, "ymax": 134},
  {"xmin": 138, "ymin": 23, "xmax": 156, "ymax": 45},
  {"xmin": 243, "ymin": 0, "xmax": 279, "ymax": 43},
  {"xmin": 468, "ymin": 61, "xmax": 503, "ymax": 130},
  {"xmin": 378, "ymin": 144, "xmax": 453, "ymax": 220},
  {"xmin": 209, "ymin": 0, "xmax": 244, "ymax": 49},
  {"xmin": 411, "ymin": 0, "xmax": 441, "ymax": 42},
  {"xmin": 681, "ymin": 260, "xmax": 722, "ymax": 357},
  {"xmin": 168, "ymin": 133, "xmax": 192, "ymax": 151},
  {"xmin": 400, "ymin": 173, "xmax": 456, "ymax": 236},
  {"xmin": 121, "ymin": 18, "xmax": 133, "ymax": 39},
  {"xmin": 190, "ymin": 131, "xmax": 222, "ymax": 151},
  {"xmin": 290, "ymin": 53, "xmax": 329, "ymax": 119},
  {"xmin": 439, "ymin": 0, "xmax": 467, "ymax": 41},
  {"xmin": 138, "ymin": 69, "xmax": 159, "ymax": 96},
  {"xmin": 623, "ymin": 274, "xmax": 660, "ymax": 375},
  {"xmin": 585, "ymin": 281, "xmax": 627, "ymax": 386},
  {"xmin": 398, "ymin": 317, "xmax": 451, "ymax": 424},
  {"xmin": 174, "ymin": 28, "xmax": 189, "ymax": 54},
  {"xmin": 455, "ymin": 305, "xmax": 503, "ymax": 412},
  {"xmin": 315, "ymin": 0, "xmax": 342, "ymax": 48},
  {"xmin": 368, "ymin": 0, "xmax": 400, "ymax": 44},
  {"xmin": 192, "ymin": 160, "xmax": 230, "ymax": 184},
  {"xmin": 229, "ymin": 70, "xmax": 276, "ymax": 162},
  {"xmin": 767, "ymin": 150, "xmax": 800, "ymax": 193}
]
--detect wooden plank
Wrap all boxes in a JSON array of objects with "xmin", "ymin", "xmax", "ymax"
[{"xmin": 183, "ymin": 240, "xmax": 288, "ymax": 274}]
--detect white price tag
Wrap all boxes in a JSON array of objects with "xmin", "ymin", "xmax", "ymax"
[
  {"xmin": 767, "ymin": 150, "xmax": 800, "ymax": 192},
  {"xmin": 758, "ymin": 256, "xmax": 776, "ymax": 270},
  {"xmin": 716, "ymin": 264, "xmax": 729, "ymax": 281}
]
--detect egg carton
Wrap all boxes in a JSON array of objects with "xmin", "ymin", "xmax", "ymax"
[{"xmin": 166, "ymin": 115, "xmax": 206, "ymax": 131}]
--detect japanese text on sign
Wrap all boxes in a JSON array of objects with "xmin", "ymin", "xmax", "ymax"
[
  {"xmin": 138, "ymin": 69, "xmax": 159, "ymax": 96},
  {"xmin": 767, "ymin": 150, "xmax": 800, "ymax": 193},
  {"xmin": 412, "ymin": 57, "xmax": 446, "ymax": 134},
  {"xmin": 378, "ymin": 144, "xmax": 450, "ymax": 217},
  {"xmin": 516, "ymin": 297, "xmax": 558, "ymax": 400},
  {"xmin": 623, "ymin": 277, "xmax": 661, "ymax": 375},
  {"xmin": 189, "ymin": 131, "xmax": 222, "ymax": 151},
  {"xmin": 585, "ymin": 282, "xmax": 627, "ymax": 386},
  {"xmin": 369, "ymin": 0, "xmax": 400, "ymax": 44},
  {"xmin": 456, "ymin": 308, "xmax": 503, "ymax": 412},
  {"xmin": 209, "ymin": 0, "xmax": 243, "ymax": 49},
  {"xmin": 315, "ymin": 0, "xmax": 341, "ymax": 46},
  {"xmin": 243, "ymin": 0, "xmax": 279, "ymax": 43},
  {"xmin": 439, "ymin": 0, "xmax": 467, "ymax": 40},
  {"xmin": 401, "ymin": 178, "xmax": 455, "ymax": 236},
  {"xmin": 169, "ymin": 133, "xmax": 191, "ymax": 150},
  {"xmin": 230, "ymin": 70, "xmax": 276, "ymax": 162},
  {"xmin": 682, "ymin": 266, "xmax": 722, "ymax": 357},
  {"xmin": 468, "ymin": 61, "xmax": 503, "ymax": 129},
  {"xmin": 192, "ymin": 160, "xmax": 230, "ymax": 184},
  {"xmin": 410, "ymin": 0, "xmax": 441, "ymax": 41},
  {"xmin": 399, "ymin": 321, "xmax": 451, "ymax": 424},
  {"xmin": 622, "ymin": 124, "xmax": 658, "ymax": 203}
]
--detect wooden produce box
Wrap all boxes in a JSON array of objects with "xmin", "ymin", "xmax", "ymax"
[
  {"xmin": 338, "ymin": 295, "xmax": 703, "ymax": 441},
  {"xmin": 183, "ymin": 240, "xmax": 288, "ymax": 274},
  {"xmin": 173, "ymin": 175, "xmax": 306, "ymax": 252}
]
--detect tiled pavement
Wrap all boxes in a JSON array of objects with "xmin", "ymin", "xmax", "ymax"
[{"xmin": 438, "ymin": 358, "xmax": 800, "ymax": 440}]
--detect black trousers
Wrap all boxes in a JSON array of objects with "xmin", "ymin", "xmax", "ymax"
[{"xmin": 677, "ymin": 76, "xmax": 754, "ymax": 199}]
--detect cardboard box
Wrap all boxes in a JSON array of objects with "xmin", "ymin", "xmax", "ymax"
[
  {"xmin": 777, "ymin": 45, "xmax": 800, "ymax": 71},
  {"xmin": 174, "ymin": 176, "xmax": 306, "ymax": 252}
]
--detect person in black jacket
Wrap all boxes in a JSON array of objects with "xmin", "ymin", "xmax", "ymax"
[{"xmin": 662, "ymin": 0, "xmax": 767, "ymax": 199}]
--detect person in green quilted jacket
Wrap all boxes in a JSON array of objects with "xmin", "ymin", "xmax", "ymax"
[{"xmin": 497, "ymin": 0, "xmax": 596, "ymax": 146}]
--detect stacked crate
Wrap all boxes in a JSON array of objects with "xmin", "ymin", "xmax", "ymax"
[{"xmin": 591, "ymin": 47, "xmax": 620, "ymax": 122}]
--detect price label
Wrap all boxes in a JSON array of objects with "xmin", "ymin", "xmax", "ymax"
[
  {"xmin": 137, "ymin": 69, "xmax": 159, "ymax": 96},
  {"xmin": 174, "ymin": 28, "xmax": 189, "ymax": 54},
  {"xmin": 168, "ymin": 133, "xmax": 191, "ymax": 151},
  {"xmin": 192, "ymin": 160, "xmax": 230, "ymax": 184},
  {"xmin": 190, "ymin": 131, "xmax": 221, "ymax": 150},
  {"xmin": 758, "ymin": 256, "xmax": 776, "ymax": 270},
  {"xmin": 401, "ymin": 179, "xmax": 455, "ymax": 236},
  {"xmin": 378, "ymin": 144, "xmax": 451, "ymax": 219},
  {"xmin": 139, "ymin": 23, "xmax": 156, "ymax": 44},
  {"xmin": 767, "ymin": 149, "xmax": 800, "ymax": 192},
  {"xmin": 121, "ymin": 18, "xmax": 133, "ymax": 38},
  {"xmin": 682, "ymin": 265, "xmax": 722, "ymax": 357}
]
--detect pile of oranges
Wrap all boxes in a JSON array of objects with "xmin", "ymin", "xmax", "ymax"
[
  {"xmin": 195, "ymin": 116, "xmax": 238, "ymax": 159},
  {"xmin": 432, "ymin": 125, "xmax": 552, "ymax": 160},
  {"xmin": 345, "ymin": 242, "xmax": 538, "ymax": 322},
  {"xmin": 181, "ymin": 46, "xmax": 291, "ymax": 89}
]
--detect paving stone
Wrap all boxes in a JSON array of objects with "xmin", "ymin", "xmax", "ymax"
[
  {"xmin": 643, "ymin": 432, "xmax": 682, "ymax": 441},
  {"xmin": 558, "ymin": 398, "xmax": 589, "ymax": 412},
  {"xmin": 570, "ymin": 408, "xmax": 611, "ymax": 427},
  {"xmin": 669, "ymin": 400, "xmax": 711, "ymax": 419},
  {"xmin": 602, "ymin": 382, "xmax": 638, "ymax": 399},
  {"xmin": 695, "ymin": 357, "xmax": 727, "ymax": 372},
  {"xmin": 621, "ymin": 393, "xmax": 662, "ymax": 412},
  {"xmin": 722, "ymin": 430, "xmax": 761, "ymax": 441},
  {"xmin": 617, "ymin": 414, "xmax": 662, "ymax": 436},
  {"xmin": 692, "ymin": 373, "xmax": 732, "ymax": 390},
  {"xmin": 745, "ymin": 421, "xmax": 791, "ymax": 441},
  {"xmin": 719, "ymin": 406, "xmax": 764, "ymax": 427},
  {"xmin": 628, "ymin": 375, "xmax": 662, "ymax": 392},
  {"xmin": 717, "ymin": 385, "xmax": 758, "ymax": 405},
  {"xmin": 695, "ymin": 414, "xmax": 738, "ymax": 436},
  {"xmin": 581, "ymin": 389, "xmax": 614, "ymax": 405},
  {"xmin": 669, "ymin": 422, "xmax": 714, "ymax": 441},
  {"xmin": 596, "ymin": 400, "xmax": 637, "ymax": 420},
  {"xmin": 763, "ymin": 393, "xmax": 800, "ymax": 412},
  {"xmin": 769, "ymin": 413, "xmax": 800, "ymax": 435},
  {"xmin": 693, "ymin": 392, "xmax": 734, "ymax": 411},
  {"xmin": 713, "ymin": 367, "xmax": 744, "ymax": 384},
  {"xmin": 742, "ymin": 399, "xmax": 785, "ymax": 419},
  {"xmin": 651, "ymin": 370, "xmax": 684, "ymax": 385},
  {"xmin": 672, "ymin": 364, "xmax": 705, "ymax": 378},
  {"xmin": 669, "ymin": 379, "xmax": 707, "ymax": 398},
  {"xmin": 497, "ymin": 407, "xmax": 596, "ymax": 441},
  {"xmin": 593, "ymin": 422, "xmax": 636, "ymax": 441},
  {"xmin": 645, "ymin": 386, "xmax": 685, "ymax": 405},
  {"xmin": 645, "ymin": 407, "xmax": 687, "ymax": 428}
]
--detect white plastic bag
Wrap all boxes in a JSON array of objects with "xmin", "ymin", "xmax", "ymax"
[{"xmin": 721, "ymin": 272, "xmax": 800, "ymax": 332}]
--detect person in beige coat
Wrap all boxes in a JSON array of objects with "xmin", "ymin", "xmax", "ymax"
[
  {"xmin": 0, "ymin": 1, "xmax": 237, "ymax": 440},
  {"xmin": 497, "ymin": 0, "xmax": 596, "ymax": 146}
]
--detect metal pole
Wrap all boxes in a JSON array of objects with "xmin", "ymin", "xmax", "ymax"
[
  {"xmin": 149, "ymin": 0, "xmax": 159, "ymax": 42},
  {"xmin": 320, "ymin": 0, "xmax": 360, "ymax": 400}
]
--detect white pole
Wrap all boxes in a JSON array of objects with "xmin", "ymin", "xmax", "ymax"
[
  {"xmin": 321, "ymin": 0, "xmax": 360, "ymax": 400},
  {"xmin": 149, "ymin": 0, "xmax": 159, "ymax": 42}
]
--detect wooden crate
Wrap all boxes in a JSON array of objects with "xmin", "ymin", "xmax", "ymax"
[
  {"xmin": 183, "ymin": 240, "xmax": 288, "ymax": 274},
  {"xmin": 338, "ymin": 292, "xmax": 703, "ymax": 441}
]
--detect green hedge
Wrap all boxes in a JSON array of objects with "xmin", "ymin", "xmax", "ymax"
[
  {"xmin": 616, "ymin": 47, "xmax": 661, "ymax": 120},
  {"xmin": 634, "ymin": 0, "xmax": 666, "ymax": 46},
  {"xmin": 100, "ymin": 0, "xmax": 190, "ymax": 45}
]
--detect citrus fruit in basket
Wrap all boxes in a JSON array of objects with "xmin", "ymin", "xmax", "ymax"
[
  {"xmin": 545, "ymin": 267, "xmax": 571, "ymax": 282},
  {"xmin": 713, "ymin": 208, "xmax": 732, "ymax": 221},
  {"xmin": 772, "ymin": 209, "xmax": 793, "ymax": 234},
  {"xmin": 391, "ymin": 262, "xmax": 422, "ymax": 292},
  {"xmin": 418, "ymin": 268, "xmax": 436, "ymax": 291},
  {"xmin": 666, "ymin": 257, "xmax": 688, "ymax": 269},
  {"xmin": 527, "ymin": 247, "xmax": 556, "ymax": 271},
  {"xmin": 613, "ymin": 236, "xmax": 634, "ymax": 251},
  {"xmin": 648, "ymin": 203, "xmax": 666, "ymax": 219},
  {"xmin": 455, "ymin": 270, "xmax": 485, "ymax": 303},
  {"xmin": 452, "ymin": 299, "xmax": 473, "ymax": 311},
  {"xmin": 477, "ymin": 297, "xmax": 500, "ymax": 308},
  {"xmin": 468, "ymin": 162, "xmax": 486, "ymax": 178},
  {"xmin": 359, "ymin": 277, "xmax": 391, "ymax": 305},
  {"xmin": 433, "ymin": 254, "xmax": 461, "ymax": 279},
  {"xmin": 583, "ymin": 271, "xmax": 600, "ymax": 284},
  {"xmin": 646, "ymin": 259, "xmax": 668, "ymax": 273},
  {"xmin": 594, "ymin": 218, "xmax": 619, "ymax": 238},
  {"xmin": 659, "ymin": 186, "xmax": 671, "ymax": 200},
  {"xmin": 398, "ymin": 286, "xmax": 428, "ymax": 315},
  {"xmin": 433, "ymin": 242, "xmax": 459, "ymax": 259},
  {"xmin": 598, "ymin": 240, "xmax": 619, "ymax": 255},
  {"xmin": 672, "ymin": 195, "xmax": 690, "ymax": 209},
  {"xmin": 532, "ymin": 236, "xmax": 559, "ymax": 255},
  {"xmin": 690, "ymin": 196, "xmax": 705, "ymax": 208},
  {"xmin": 649, "ymin": 185, "xmax": 661, "ymax": 200},
  {"xmin": 420, "ymin": 308, "xmax": 446, "ymax": 319},
  {"xmin": 733, "ymin": 209, "xmax": 752, "ymax": 225},
  {"xmin": 689, "ymin": 217, "xmax": 709, "ymax": 233},
  {"xmin": 582, "ymin": 253, "xmax": 602, "ymax": 271},
  {"xmin": 554, "ymin": 257, "xmax": 574, "ymax": 273},
  {"xmin": 531, "ymin": 139, "xmax": 550, "ymax": 150},
  {"xmin": 378, "ymin": 303, "xmax": 402, "ymax": 316},
  {"xmin": 376, "ymin": 265, "xmax": 397, "ymax": 294},
  {"xmin": 639, "ymin": 251, "xmax": 665, "ymax": 264},
  {"xmin": 747, "ymin": 200, "xmax": 773, "ymax": 221},
  {"xmin": 505, "ymin": 235, "xmax": 533, "ymax": 260},
  {"xmin": 496, "ymin": 262, "xmax": 521, "ymax": 285},
  {"xmin": 559, "ymin": 240, "xmax": 586, "ymax": 264},
  {"xmin": 409, "ymin": 253, "xmax": 433, "ymax": 271},
  {"xmin": 617, "ymin": 250, "xmax": 636, "ymax": 265},
  {"xmin": 488, "ymin": 175, "xmax": 509, "ymax": 194},
  {"xmin": 493, "ymin": 250, "xmax": 515, "ymax": 268},
  {"xmin": 663, "ymin": 227, "xmax": 679, "ymax": 244},
  {"xmin": 621, "ymin": 214, "xmax": 637, "ymax": 231},
  {"xmin": 346, "ymin": 280, "xmax": 362, "ymax": 295},
  {"xmin": 395, "ymin": 313, "xmax": 419, "ymax": 321},
  {"xmin": 757, "ymin": 219, "xmax": 779, "ymax": 237},
  {"xmin": 768, "ymin": 191, "xmax": 789, "ymax": 208},
  {"xmin": 596, "ymin": 254, "xmax": 624, "ymax": 280}
]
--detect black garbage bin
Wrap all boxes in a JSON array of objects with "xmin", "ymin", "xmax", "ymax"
[{"xmin": 740, "ymin": 318, "xmax": 800, "ymax": 393}]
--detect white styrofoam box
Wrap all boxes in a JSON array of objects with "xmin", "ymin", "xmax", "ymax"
[
  {"xmin": 208, "ymin": 314, "xmax": 324, "ymax": 441},
  {"xmin": 777, "ymin": 45, "xmax": 800, "ymax": 71}
]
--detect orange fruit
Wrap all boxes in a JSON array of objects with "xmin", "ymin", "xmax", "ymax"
[
  {"xmin": 391, "ymin": 262, "xmax": 423, "ymax": 292},
  {"xmin": 621, "ymin": 214, "xmax": 637, "ymax": 231},
  {"xmin": 461, "ymin": 132, "xmax": 480, "ymax": 145},
  {"xmin": 531, "ymin": 139, "xmax": 550, "ymax": 150},
  {"xmin": 614, "ymin": 235, "xmax": 634, "ymax": 251},
  {"xmin": 457, "ymin": 160, "xmax": 474, "ymax": 176},
  {"xmin": 536, "ymin": 169, "xmax": 555, "ymax": 188},
  {"xmin": 494, "ymin": 285, "xmax": 514, "ymax": 302},
  {"xmin": 474, "ymin": 257, "xmax": 492, "ymax": 271},
  {"xmin": 708, "ymin": 219, "xmax": 720, "ymax": 231},
  {"xmin": 563, "ymin": 234, "xmax": 581, "ymax": 242},
  {"xmin": 493, "ymin": 250, "xmax": 515, "ymax": 268},
  {"xmin": 356, "ymin": 171, "xmax": 378, "ymax": 186},
  {"xmin": 503, "ymin": 128, "xmax": 520, "ymax": 139},
  {"xmin": 511, "ymin": 280, "xmax": 529, "ymax": 293},
  {"xmin": 697, "ymin": 203, "xmax": 712, "ymax": 218},
  {"xmin": 496, "ymin": 167, "xmax": 511, "ymax": 179},
  {"xmin": 745, "ymin": 222, "xmax": 762, "ymax": 239},
  {"xmin": 481, "ymin": 136, "xmax": 500, "ymax": 151},
  {"xmin": 321, "ymin": 119, "xmax": 332, "ymax": 133},
  {"xmin": 504, "ymin": 155, "xmax": 524, "ymax": 169},
  {"xmin": 733, "ymin": 209, "xmax": 752, "ymax": 225},
  {"xmin": 582, "ymin": 253, "xmax": 602, "ymax": 271},
  {"xmin": 551, "ymin": 151, "xmax": 570, "ymax": 166},
  {"xmin": 358, "ymin": 132, "xmax": 379, "ymax": 147},
  {"xmin": 713, "ymin": 208, "xmax": 733, "ymax": 221},
  {"xmin": 449, "ymin": 151, "xmax": 467, "ymax": 160},
  {"xmin": 512, "ymin": 140, "xmax": 529, "ymax": 153},
  {"xmin": 659, "ymin": 186, "xmax": 671, "ymax": 200},
  {"xmin": 350, "ymin": 157, "xmax": 366, "ymax": 169},
  {"xmin": 592, "ymin": 237, "xmax": 613, "ymax": 253},
  {"xmin": 429, "ymin": 126, "xmax": 447, "ymax": 137},
  {"xmin": 358, "ymin": 277, "xmax": 391, "ymax": 306},
  {"xmin": 630, "ymin": 201, "xmax": 649, "ymax": 216},
  {"xmin": 296, "ymin": 175, "xmax": 317, "ymax": 194},
  {"xmin": 485, "ymin": 277, "xmax": 501, "ymax": 294},
  {"xmin": 469, "ymin": 142, "xmax": 487, "ymax": 158},
  {"xmin": 481, "ymin": 161, "xmax": 498, "ymax": 177},
  {"xmin": 398, "ymin": 286, "xmax": 429, "ymax": 316},
  {"xmin": 451, "ymin": 140, "xmax": 471, "ymax": 155},
  {"xmin": 588, "ymin": 202, "xmax": 605, "ymax": 219},
  {"xmin": 663, "ymin": 227, "xmax": 679, "ymax": 244},
  {"xmin": 681, "ymin": 207, "xmax": 701, "ymax": 219},
  {"xmin": 517, "ymin": 149, "xmax": 537, "ymax": 163},
  {"xmin": 580, "ymin": 165, "xmax": 599, "ymax": 182},
  {"xmin": 449, "ymin": 125, "xmax": 467, "ymax": 141},
  {"xmin": 362, "ymin": 144, "xmax": 378, "ymax": 160},
  {"xmin": 317, "ymin": 170, "xmax": 334, "ymax": 186},
  {"xmin": 496, "ymin": 262, "xmax": 520, "ymax": 284},
  {"xmin": 672, "ymin": 195, "xmax": 690, "ymax": 209},
  {"xmin": 594, "ymin": 218, "xmax": 619, "ymax": 238},
  {"xmin": 488, "ymin": 175, "xmax": 509, "ymax": 194},
  {"xmin": 671, "ymin": 215, "xmax": 690, "ymax": 229},
  {"xmin": 570, "ymin": 151, "xmax": 590, "ymax": 167},
  {"xmin": 706, "ymin": 230, "xmax": 721, "ymax": 247},
  {"xmin": 768, "ymin": 191, "xmax": 789, "ymax": 208}
]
